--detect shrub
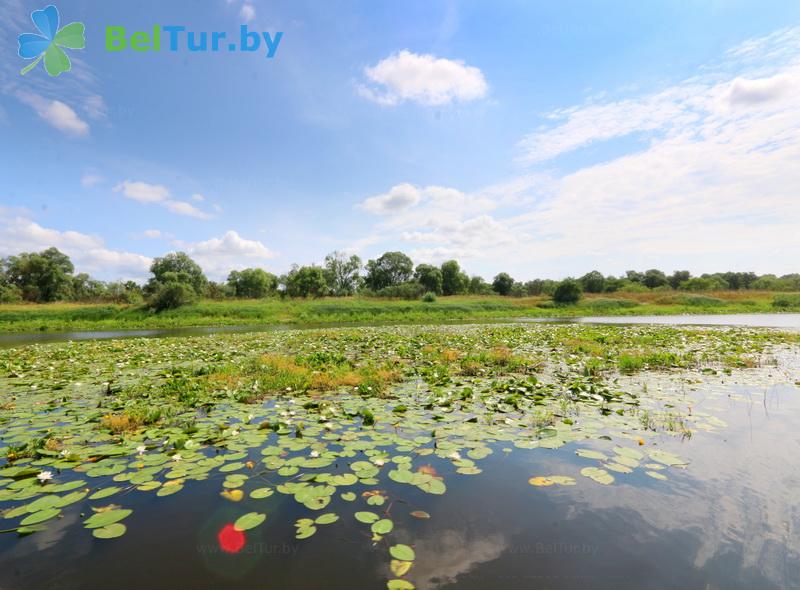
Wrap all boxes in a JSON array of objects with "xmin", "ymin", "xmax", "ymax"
[
  {"xmin": 421, "ymin": 291, "xmax": 437, "ymax": 303},
  {"xmin": 773, "ymin": 294, "xmax": 800, "ymax": 309},
  {"xmin": 375, "ymin": 281, "xmax": 425, "ymax": 300},
  {"xmin": 148, "ymin": 282, "xmax": 197, "ymax": 312},
  {"xmin": 553, "ymin": 279, "xmax": 583, "ymax": 304},
  {"xmin": 680, "ymin": 295, "xmax": 725, "ymax": 307},
  {"xmin": 582, "ymin": 298, "xmax": 639, "ymax": 310}
]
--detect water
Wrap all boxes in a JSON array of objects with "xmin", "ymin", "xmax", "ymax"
[
  {"xmin": 2, "ymin": 363, "xmax": 798, "ymax": 589},
  {"xmin": 2, "ymin": 313, "xmax": 799, "ymax": 348}
]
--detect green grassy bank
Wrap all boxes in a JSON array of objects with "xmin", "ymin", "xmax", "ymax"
[{"xmin": 1, "ymin": 291, "xmax": 798, "ymax": 333}]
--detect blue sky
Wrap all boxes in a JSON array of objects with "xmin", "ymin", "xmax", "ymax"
[{"xmin": 2, "ymin": 0, "xmax": 799, "ymax": 281}]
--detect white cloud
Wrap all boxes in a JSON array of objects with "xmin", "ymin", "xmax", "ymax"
[
  {"xmin": 358, "ymin": 50, "xmax": 487, "ymax": 106},
  {"xmin": 191, "ymin": 193, "xmax": 206, "ymax": 202},
  {"xmin": 359, "ymin": 183, "xmax": 422, "ymax": 214},
  {"xmin": 0, "ymin": 210, "xmax": 151, "ymax": 281},
  {"xmin": 81, "ymin": 174, "xmax": 104, "ymax": 188},
  {"xmin": 162, "ymin": 200, "xmax": 212, "ymax": 220},
  {"xmin": 16, "ymin": 92, "xmax": 89, "ymax": 136},
  {"xmin": 175, "ymin": 230, "xmax": 277, "ymax": 279},
  {"xmin": 114, "ymin": 180, "xmax": 170, "ymax": 204},
  {"xmin": 239, "ymin": 2, "xmax": 255, "ymax": 22},
  {"xmin": 113, "ymin": 180, "xmax": 213, "ymax": 219},
  {"xmin": 143, "ymin": 229, "xmax": 162, "ymax": 239},
  {"xmin": 726, "ymin": 74, "xmax": 794, "ymax": 107}
]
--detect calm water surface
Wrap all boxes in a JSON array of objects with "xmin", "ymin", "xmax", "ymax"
[{"xmin": 2, "ymin": 313, "xmax": 799, "ymax": 348}]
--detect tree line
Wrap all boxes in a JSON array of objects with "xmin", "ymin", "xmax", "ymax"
[{"xmin": 1, "ymin": 247, "xmax": 799, "ymax": 308}]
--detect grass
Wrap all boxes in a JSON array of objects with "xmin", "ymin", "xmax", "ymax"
[{"xmin": 0, "ymin": 291, "xmax": 797, "ymax": 333}]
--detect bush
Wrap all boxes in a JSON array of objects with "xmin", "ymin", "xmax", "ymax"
[
  {"xmin": 421, "ymin": 291, "xmax": 437, "ymax": 303},
  {"xmin": 148, "ymin": 282, "xmax": 197, "ymax": 312},
  {"xmin": 553, "ymin": 279, "xmax": 582, "ymax": 304},
  {"xmin": 374, "ymin": 281, "xmax": 425, "ymax": 300},
  {"xmin": 773, "ymin": 294, "xmax": 800, "ymax": 309},
  {"xmin": 679, "ymin": 295, "xmax": 725, "ymax": 307},
  {"xmin": 582, "ymin": 298, "xmax": 639, "ymax": 310}
]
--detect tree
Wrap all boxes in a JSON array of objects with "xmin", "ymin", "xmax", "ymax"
[
  {"xmin": 441, "ymin": 260, "xmax": 469, "ymax": 296},
  {"xmin": 625, "ymin": 270, "xmax": 644, "ymax": 284},
  {"xmin": 364, "ymin": 252, "xmax": 413, "ymax": 291},
  {"xmin": 323, "ymin": 252, "xmax": 362, "ymax": 296},
  {"xmin": 553, "ymin": 278, "xmax": 582, "ymax": 304},
  {"xmin": 146, "ymin": 252, "xmax": 207, "ymax": 295},
  {"xmin": 579, "ymin": 270, "xmax": 606, "ymax": 294},
  {"xmin": 468, "ymin": 275, "xmax": 491, "ymax": 295},
  {"xmin": 414, "ymin": 264, "xmax": 443, "ymax": 295},
  {"xmin": 642, "ymin": 269, "xmax": 668, "ymax": 289},
  {"xmin": 149, "ymin": 282, "xmax": 197, "ymax": 311},
  {"xmin": 70, "ymin": 273, "xmax": 107, "ymax": 301},
  {"xmin": 227, "ymin": 268, "xmax": 278, "ymax": 298},
  {"xmin": 285, "ymin": 265, "xmax": 328, "ymax": 298},
  {"xmin": 492, "ymin": 272, "xmax": 515, "ymax": 296},
  {"xmin": 668, "ymin": 270, "xmax": 691, "ymax": 290},
  {"xmin": 5, "ymin": 247, "xmax": 75, "ymax": 302}
]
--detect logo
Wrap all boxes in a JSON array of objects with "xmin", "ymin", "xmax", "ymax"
[
  {"xmin": 105, "ymin": 26, "xmax": 282, "ymax": 58},
  {"xmin": 18, "ymin": 5, "xmax": 85, "ymax": 77}
]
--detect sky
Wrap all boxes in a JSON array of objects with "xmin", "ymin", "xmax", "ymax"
[{"xmin": 1, "ymin": 0, "xmax": 799, "ymax": 282}]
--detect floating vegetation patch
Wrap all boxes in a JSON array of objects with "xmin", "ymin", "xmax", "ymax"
[{"xmin": 0, "ymin": 323, "xmax": 798, "ymax": 586}]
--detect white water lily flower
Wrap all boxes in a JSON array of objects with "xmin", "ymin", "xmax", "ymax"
[
  {"xmin": 448, "ymin": 452, "xmax": 462, "ymax": 461},
  {"xmin": 172, "ymin": 453, "xmax": 182, "ymax": 462},
  {"xmin": 60, "ymin": 449, "xmax": 69, "ymax": 457},
  {"xmin": 309, "ymin": 450, "xmax": 319, "ymax": 458},
  {"xmin": 323, "ymin": 422, "xmax": 333, "ymax": 430},
  {"xmin": 231, "ymin": 429, "xmax": 240, "ymax": 437},
  {"xmin": 374, "ymin": 459, "xmax": 385, "ymax": 466},
  {"xmin": 136, "ymin": 445, "xmax": 146, "ymax": 455},
  {"xmin": 37, "ymin": 471, "xmax": 53, "ymax": 483},
  {"xmin": 285, "ymin": 387, "xmax": 292, "ymax": 392}
]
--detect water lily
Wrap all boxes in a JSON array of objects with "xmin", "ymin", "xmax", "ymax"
[
  {"xmin": 37, "ymin": 470, "xmax": 53, "ymax": 483},
  {"xmin": 136, "ymin": 445, "xmax": 146, "ymax": 456},
  {"xmin": 309, "ymin": 450, "xmax": 320, "ymax": 458},
  {"xmin": 323, "ymin": 422, "xmax": 334, "ymax": 430},
  {"xmin": 448, "ymin": 451, "xmax": 462, "ymax": 461},
  {"xmin": 172, "ymin": 453, "xmax": 182, "ymax": 462}
]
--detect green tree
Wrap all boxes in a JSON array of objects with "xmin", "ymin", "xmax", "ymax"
[
  {"xmin": 492, "ymin": 272, "xmax": 515, "ymax": 296},
  {"xmin": 4, "ymin": 247, "xmax": 75, "ymax": 302},
  {"xmin": 70, "ymin": 273, "xmax": 107, "ymax": 301},
  {"xmin": 668, "ymin": 270, "xmax": 691, "ymax": 290},
  {"xmin": 149, "ymin": 282, "xmax": 197, "ymax": 311},
  {"xmin": 364, "ymin": 252, "xmax": 413, "ymax": 291},
  {"xmin": 146, "ymin": 252, "xmax": 207, "ymax": 295},
  {"xmin": 579, "ymin": 270, "xmax": 606, "ymax": 293},
  {"xmin": 642, "ymin": 269, "xmax": 668, "ymax": 289},
  {"xmin": 468, "ymin": 275, "xmax": 491, "ymax": 295},
  {"xmin": 323, "ymin": 251, "xmax": 362, "ymax": 296},
  {"xmin": 553, "ymin": 278, "xmax": 583, "ymax": 304},
  {"xmin": 441, "ymin": 260, "xmax": 469, "ymax": 295},
  {"xmin": 285, "ymin": 265, "xmax": 328, "ymax": 298},
  {"xmin": 227, "ymin": 268, "xmax": 278, "ymax": 298},
  {"xmin": 414, "ymin": 264, "xmax": 443, "ymax": 295}
]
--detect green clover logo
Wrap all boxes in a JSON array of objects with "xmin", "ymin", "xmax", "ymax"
[{"xmin": 18, "ymin": 5, "xmax": 85, "ymax": 77}]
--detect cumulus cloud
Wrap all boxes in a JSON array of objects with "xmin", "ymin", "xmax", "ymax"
[
  {"xmin": 358, "ymin": 50, "xmax": 487, "ymax": 106},
  {"xmin": 726, "ymin": 74, "xmax": 794, "ymax": 107},
  {"xmin": 0, "ymin": 209, "xmax": 151, "ymax": 281},
  {"xmin": 175, "ymin": 230, "xmax": 277, "ymax": 279},
  {"xmin": 16, "ymin": 92, "xmax": 89, "ymax": 136},
  {"xmin": 142, "ymin": 229, "xmax": 162, "ymax": 239},
  {"xmin": 359, "ymin": 183, "xmax": 422, "ymax": 214},
  {"xmin": 113, "ymin": 180, "xmax": 213, "ymax": 219}
]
